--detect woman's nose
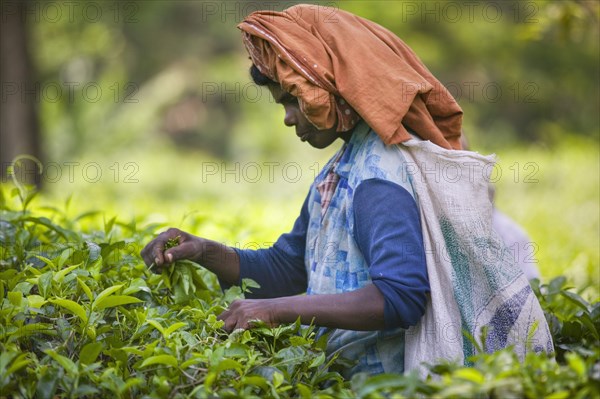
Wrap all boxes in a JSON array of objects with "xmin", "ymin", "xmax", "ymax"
[{"xmin": 283, "ymin": 106, "xmax": 298, "ymax": 127}]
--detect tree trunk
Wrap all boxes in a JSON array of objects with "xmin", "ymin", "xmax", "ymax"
[{"xmin": 1, "ymin": 1, "xmax": 42, "ymax": 187}]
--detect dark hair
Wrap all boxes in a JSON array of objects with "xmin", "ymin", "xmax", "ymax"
[{"xmin": 250, "ymin": 64, "xmax": 275, "ymax": 86}]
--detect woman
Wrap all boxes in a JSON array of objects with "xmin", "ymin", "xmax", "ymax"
[{"xmin": 142, "ymin": 4, "xmax": 552, "ymax": 377}]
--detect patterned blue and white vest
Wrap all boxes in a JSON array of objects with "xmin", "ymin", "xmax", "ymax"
[{"xmin": 305, "ymin": 121, "xmax": 416, "ymax": 376}]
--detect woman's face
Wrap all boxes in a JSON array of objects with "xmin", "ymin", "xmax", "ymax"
[{"xmin": 267, "ymin": 84, "xmax": 350, "ymax": 149}]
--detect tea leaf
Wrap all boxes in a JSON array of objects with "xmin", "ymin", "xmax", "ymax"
[
  {"xmin": 80, "ymin": 342, "xmax": 103, "ymax": 365},
  {"xmin": 560, "ymin": 290, "xmax": 590, "ymax": 311},
  {"xmin": 92, "ymin": 284, "xmax": 124, "ymax": 310},
  {"xmin": 141, "ymin": 355, "xmax": 178, "ymax": 368},
  {"xmin": 164, "ymin": 322, "xmax": 187, "ymax": 337},
  {"xmin": 77, "ymin": 277, "xmax": 94, "ymax": 302},
  {"xmin": 8, "ymin": 291, "xmax": 22, "ymax": 306},
  {"xmin": 94, "ymin": 295, "xmax": 142, "ymax": 310},
  {"xmin": 53, "ymin": 264, "xmax": 80, "ymax": 283},
  {"xmin": 146, "ymin": 319, "xmax": 166, "ymax": 337},
  {"xmin": 33, "ymin": 255, "xmax": 56, "ymax": 270},
  {"xmin": 454, "ymin": 368, "xmax": 485, "ymax": 384},
  {"xmin": 45, "ymin": 349, "xmax": 78, "ymax": 375},
  {"xmin": 26, "ymin": 294, "xmax": 46, "ymax": 309},
  {"xmin": 309, "ymin": 352, "xmax": 325, "ymax": 368},
  {"xmin": 6, "ymin": 353, "xmax": 31, "ymax": 375},
  {"xmin": 213, "ymin": 358, "xmax": 243, "ymax": 374},
  {"xmin": 49, "ymin": 298, "xmax": 88, "ymax": 323},
  {"xmin": 38, "ymin": 271, "xmax": 53, "ymax": 298}
]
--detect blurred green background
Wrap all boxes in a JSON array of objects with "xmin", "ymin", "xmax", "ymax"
[{"xmin": 1, "ymin": 1, "xmax": 598, "ymax": 288}]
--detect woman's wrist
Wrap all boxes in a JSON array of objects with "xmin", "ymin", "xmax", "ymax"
[
  {"xmin": 194, "ymin": 238, "xmax": 240, "ymax": 285},
  {"xmin": 269, "ymin": 297, "xmax": 291, "ymax": 325}
]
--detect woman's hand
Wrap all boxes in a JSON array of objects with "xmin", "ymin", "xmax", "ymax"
[
  {"xmin": 140, "ymin": 228, "xmax": 204, "ymax": 271},
  {"xmin": 140, "ymin": 228, "xmax": 241, "ymax": 285},
  {"xmin": 217, "ymin": 284, "xmax": 387, "ymax": 333},
  {"xmin": 218, "ymin": 299, "xmax": 279, "ymax": 332}
]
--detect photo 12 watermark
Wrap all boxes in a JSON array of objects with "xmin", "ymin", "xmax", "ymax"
[
  {"xmin": 197, "ymin": 79, "xmax": 540, "ymax": 105},
  {"xmin": 197, "ymin": 160, "xmax": 539, "ymax": 185},
  {"xmin": 3, "ymin": 156, "xmax": 141, "ymax": 185},
  {"xmin": 1, "ymin": 1, "xmax": 140, "ymax": 24},
  {"xmin": 399, "ymin": 1, "xmax": 539, "ymax": 24},
  {"xmin": 197, "ymin": 2, "xmax": 340, "ymax": 23},
  {"xmin": 1, "ymin": 81, "xmax": 139, "ymax": 105}
]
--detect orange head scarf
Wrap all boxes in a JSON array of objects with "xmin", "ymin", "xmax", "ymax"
[{"xmin": 238, "ymin": 4, "xmax": 463, "ymax": 150}]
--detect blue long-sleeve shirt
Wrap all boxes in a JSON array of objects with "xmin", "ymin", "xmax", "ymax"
[
  {"xmin": 227, "ymin": 122, "xmax": 430, "ymax": 376},
  {"xmin": 232, "ymin": 178, "xmax": 429, "ymax": 329}
]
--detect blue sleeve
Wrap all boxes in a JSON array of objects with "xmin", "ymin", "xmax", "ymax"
[
  {"xmin": 226, "ymin": 194, "xmax": 309, "ymax": 299},
  {"xmin": 353, "ymin": 179, "xmax": 430, "ymax": 329}
]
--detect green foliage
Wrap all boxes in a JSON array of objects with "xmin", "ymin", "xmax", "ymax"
[
  {"xmin": 347, "ymin": 275, "xmax": 600, "ymax": 399},
  {"xmin": 0, "ymin": 186, "xmax": 347, "ymax": 398},
  {"xmin": 532, "ymin": 277, "xmax": 600, "ymax": 362},
  {"xmin": 1, "ymin": 185, "xmax": 598, "ymax": 398},
  {"xmin": 351, "ymin": 349, "xmax": 598, "ymax": 399}
]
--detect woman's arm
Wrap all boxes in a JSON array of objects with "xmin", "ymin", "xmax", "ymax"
[
  {"xmin": 218, "ymin": 284, "xmax": 386, "ymax": 331},
  {"xmin": 140, "ymin": 228, "xmax": 241, "ymax": 285},
  {"xmin": 140, "ymin": 194, "xmax": 311, "ymax": 296},
  {"xmin": 217, "ymin": 178, "xmax": 429, "ymax": 332}
]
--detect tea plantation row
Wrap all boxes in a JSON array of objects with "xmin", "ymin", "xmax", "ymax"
[{"xmin": 1, "ymin": 187, "xmax": 598, "ymax": 398}]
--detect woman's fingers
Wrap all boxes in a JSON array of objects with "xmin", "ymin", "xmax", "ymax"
[
  {"xmin": 141, "ymin": 227, "xmax": 186, "ymax": 268},
  {"xmin": 164, "ymin": 241, "xmax": 197, "ymax": 264},
  {"xmin": 217, "ymin": 300, "xmax": 276, "ymax": 333}
]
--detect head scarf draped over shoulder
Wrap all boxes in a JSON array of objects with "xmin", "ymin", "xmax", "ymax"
[{"xmin": 238, "ymin": 4, "xmax": 463, "ymax": 150}]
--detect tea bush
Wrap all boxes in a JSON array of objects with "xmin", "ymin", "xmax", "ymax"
[{"xmin": 1, "ymin": 185, "xmax": 598, "ymax": 398}]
